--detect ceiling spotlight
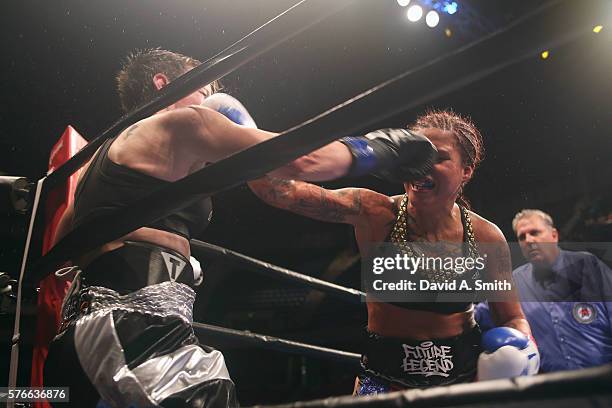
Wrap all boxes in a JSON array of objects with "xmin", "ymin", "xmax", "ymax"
[
  {"xmin": 425, "ymin": 10, "xmax": 440, "ymax": 28},
  {"xmin": 593, "ymin": 25, "xmax": 603, "ymax": 33},
  {"xmin": 397, "ymin": 0, "xmax": 411, "ymax": 7},
  {"xmin": 541, "ymin": 50, "xmax": 549, "ymax": 60},
  {"xmin": 444, "ymin": 1, "xmax": 458, "ymax": 15},
  {"xmin": 407, "ymin": 5, "xmax": 423, "ymax": 22}
]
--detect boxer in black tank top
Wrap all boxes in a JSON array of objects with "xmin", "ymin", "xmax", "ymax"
[{"xmin": 44, "ymin": 48, "xmax": 413, "ymax": 407}]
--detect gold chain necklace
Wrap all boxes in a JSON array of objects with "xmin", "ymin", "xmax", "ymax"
[{"xmin": 389, "ymin": 195, "xmax": 480, "ymax": 284}]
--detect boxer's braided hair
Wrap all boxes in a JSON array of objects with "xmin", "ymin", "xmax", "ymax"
[{"xmin": 409, "ymin": 109, "xmax": 484, "ymax": 209}]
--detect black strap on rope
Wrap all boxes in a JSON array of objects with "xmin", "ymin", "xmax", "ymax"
[
  {"xmin": 33, "ymin": 0, "xmax": 591, "ymax": 281},
  {"xmin": 190, "ymin": 239, "xmax": 365, "ymax": 305},
  {"xmin": 249, "ymin": 364, "xmax": 612, "ymax": 408},
  {"xmin": 43, "ymin": 0, "xmax": 356, "ymax": 191},
  {"xmin": 193, "ymin": 322, "xmax": 360, "ymax": 366}
]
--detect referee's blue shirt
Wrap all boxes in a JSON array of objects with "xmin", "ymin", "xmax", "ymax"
[{"xmin": 475, "ymin": 250, "xmax": 612, "ymax": 373}]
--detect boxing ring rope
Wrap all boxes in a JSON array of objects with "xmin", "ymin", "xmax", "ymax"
[
  {"xmin": 8, "ymin": 0, "xmax": 607, "ymax": 399},
  {"xmin": 27, "ymin": 0, "xmax": 357, "ymax": 278},
  {"xmin": 250, "ymin": 364, "xmax": 612, "ymax": 408},
  {"xmin": 190, "ymin": 239, "xmax": 365, "ymax": 305},
  {"xmin": 193, "ymin": 322, "xmax": 361, "ymax": 366},
  {"xmin": 43, "ymin": 0, "xmax": 357, "ymax": 191},
  {"xmin": 8, "ymin": 0, "xmax": 356, "ymax": 393},
  {"xmin": 31, "ymin": 0, "xmax": 594, "ymax": 282},
  {"xmin": 188, "ymin": 238, "xmax": 364, "ymax": 365}
]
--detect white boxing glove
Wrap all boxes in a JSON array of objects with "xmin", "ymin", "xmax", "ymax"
[
  {"xmin": 477, "ymin": 327, "xmax": 540, "ymax": 381},
  {"xmin": 201, "ymin": 93, "xmax": 257, "ymax": 128}
]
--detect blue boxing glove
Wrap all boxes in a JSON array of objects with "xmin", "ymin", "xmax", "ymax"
[
  {"xmin": 201, "ymin": 93, "xmax": 257, "ymax": 128},
  {"xmin": 477, "ymin": 327, "xmax": 540, "ymax": 381},
  {"xmin": 340, "ymin": 129, "xmax": 437, "ymax": 182}
]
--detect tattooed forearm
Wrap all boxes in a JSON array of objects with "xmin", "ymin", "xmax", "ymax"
[
  {"xmin": 249, "ymin": 177, "xmax": 363, "ymax": 224},
  {"xmin": 287, "ymin": 188, "xmax": 362, "ymax": 223},
  {"xmin": 264, "ymin": 178, "xmax": 296, "ymax": 202}
]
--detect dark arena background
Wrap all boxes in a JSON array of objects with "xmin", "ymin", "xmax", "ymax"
[{"xmin": 1, "ymin": 0, "xmax": 611, "ymax": 406}]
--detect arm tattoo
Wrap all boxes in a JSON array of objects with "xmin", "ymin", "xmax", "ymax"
[
  {"xmin": 255, "ymin": 178, "xmax": 363, "ymax": 223},
  {"xmin": 124, "ymin": 124, "xmax": 139, "ymax": 139},
  {"xmin": 288, "ymin": 188, "xmax": 362, "ymax": 223},
  {"xmin": 267, "ymin": 178, "xmax": 295, "ymax": 201},
  {"xmin": 490, "ymin": 243, "xmax": 512, "ymax": 278}
]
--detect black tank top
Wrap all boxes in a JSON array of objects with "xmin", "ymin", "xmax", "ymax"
[
  {"xmin": 73, "ymin": 138, "xmax": 213, "ymax": 239},
  {"xmin": 387, "ymin": 195, "xmax": 480, "ymax": 314}
]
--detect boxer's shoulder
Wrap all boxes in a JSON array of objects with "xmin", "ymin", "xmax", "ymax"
[{"xmin": 468, "ymin": 211, "xmax": 506, "ymax": 243}]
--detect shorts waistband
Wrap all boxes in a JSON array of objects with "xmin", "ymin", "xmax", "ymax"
[
  {"xmin": 60, "ymin": 280, "xmax": 196, "ymax": 332},
  {"xmin": 81, "ymin": 240, "xmax": 196, "ymax": 293}
]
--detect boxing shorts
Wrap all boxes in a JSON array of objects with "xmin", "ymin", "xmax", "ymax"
[
  {"xmin": 356, "ymin": 326, "xmax": 482, "ymax": 395},
  {"xmin": 44, "ymin": 241, "xmax": 238, "ymax": 407}
]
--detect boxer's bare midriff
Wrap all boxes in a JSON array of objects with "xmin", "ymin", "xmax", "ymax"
[
  {"xmin": 76, "ymin": 227, "xmax": 190, "ymax": 267},
  {"xmin": 358, "ymin": 218, "xmax": 475, "ymax": 340},
  {"xmin": 367, "ymin": 301, "xmax": 475, "ymax": 340}
]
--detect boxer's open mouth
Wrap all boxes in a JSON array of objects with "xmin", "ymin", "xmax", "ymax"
[{"xmin": 412, "ymin": 177, "xmax": 435, "ymax": 191}]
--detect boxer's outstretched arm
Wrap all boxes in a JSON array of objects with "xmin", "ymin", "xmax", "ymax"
[
  {"xmin": 248, "ymin": 176, "xmax": 395, "ymax": 226},
  {"xmin": 268, "ymin": 141, "xmax": 352, "ymax": 181},
  {"xmin": 172, "ymin": 104, "xmax": 436, "ymax": 182},
  {"xmin": 174, "ymin": 106, "xmax": 352, "ymax": 182}
]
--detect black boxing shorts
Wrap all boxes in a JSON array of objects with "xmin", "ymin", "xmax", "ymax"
[{"xmin": 358, "ymin": 326, "xmax": 482, "ymax": 393}]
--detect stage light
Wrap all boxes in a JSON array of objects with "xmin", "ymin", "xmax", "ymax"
[
  {"xmin": 541, "ymin": 50, "xmax": 549, "ymax": 60},
  {"xmin": 397, "ymin": 0, "xmax": 411, "ymax": 7},
  {"xmin": 593, "ymin": 25, "xmax": 603, "ymax": 33},
  {"xmin": 407, "ymin": 5, "xmax": 423, "ymax": 22},
  {"xmin": 444, "ymin": 1, "xmax": 458, "ymax": 15},
  {"xmin": 426, "ymin": 10, "xmax": 440, "ymax": 28},
  {"xmin": 445, "ymin": 27, "xmax": 452, "ymax": 37}
]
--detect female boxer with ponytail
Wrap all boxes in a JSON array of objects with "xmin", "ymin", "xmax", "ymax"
[{"xmin": 249, "ymin": 109, "xmax": 539, "ymax": 394}]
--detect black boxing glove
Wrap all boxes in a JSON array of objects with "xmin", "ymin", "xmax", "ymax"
[{"xmin": 340, "ymin": 129, "xmax": 438, "ymax": 182}]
